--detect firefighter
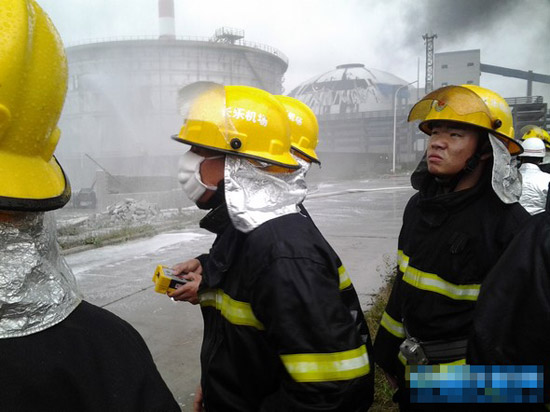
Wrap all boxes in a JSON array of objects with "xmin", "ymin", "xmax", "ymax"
[
  {"xmin": 171, "ymin": 82, "xmax": 374, "ymax": 411},
  {"xmin": 518, "ymin": 137, "xmax": 550, "ymax": 214},
  {"xmin": 0, "ymin": 2, "xmax": 180, "ymax": 411},
  {"xmin": 469, "ymin": 183, "xmax": 550, "ymax": 407},
  {"xmin": 275, "ymin": 95, "xmax": 374, "ymax": 408},
  {"xmin": 169, "ymin": 94, "xmax": 323, "ymax": 303},
  {"xmin": 170, "ymin": 94, "xmax": 372, "ymax": 373},
  {"xmin": 521, "ymin": 124, "xmax": 550, "ymax": 173},
  {"xmin": 373, "ymin": 84, "xmax": 530, "ymax": 410}
]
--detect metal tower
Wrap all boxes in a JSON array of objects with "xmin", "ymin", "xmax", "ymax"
[
  {"xmin": 158, "ymin": 0, "xmax": 175, "ymax": 40},
  {"xmin": 423, "ymin": 32, "xmax": 437, "ymax": 94}
]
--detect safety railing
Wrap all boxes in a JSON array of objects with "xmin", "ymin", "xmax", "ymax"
[
  {"xmin": 505, "ymin": 96, "xmax": 544, "ymax": 105},
  {"xmin": 66, "ymin": 35, "xmax": 288, "ymax": 65}
]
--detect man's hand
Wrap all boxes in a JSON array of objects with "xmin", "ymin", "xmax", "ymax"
[
  {"xmin": 384, "ymin": 371, "xmax": 399, "ymax": 390},
  {"xmin": 168, "ymin": 259, "xmax": 203, "ymax": 305},
  {"xmin": 193, "ymin": 384, "xmax": 204, "ymax": 412},
  {"xmin": 172, "ymin": 258, "xmax": 202, "ymax": 276}
]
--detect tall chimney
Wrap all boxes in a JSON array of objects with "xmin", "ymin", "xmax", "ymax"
[{"xmin": 159, "ymin": 0, "xmax": 175, "ymax": 39}]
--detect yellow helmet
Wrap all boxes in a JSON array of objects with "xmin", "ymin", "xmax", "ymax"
[
  {"xmin": 274, "ymin": 95, "xmax": 320, "ymax": 164},
  {"xmin": 0, "ymin": 0, "xmax": 70, "ymax": 211},
  {"xmin": 408, "ymin": 84, "xmax": 522, "ymax": 155},
  {"xmin": 173, "ymin": 82, "xmax": 299, "ymax": 169},
  {"xmin": 520, "ymin": 125, "xmax": 550, "ymax": 150}
]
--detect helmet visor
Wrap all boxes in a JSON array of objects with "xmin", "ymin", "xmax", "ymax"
[
  {"xmin": 177, "ymin": 81, "xmax": 237, "ymax": 145},
  {"xmin": 520, "ymin": 125, "xmax": 549, "ymax": 139},
  {"xmin": 520, "ymin": 124, "xmax": 550, "ymax": 149},
  {"xmin": 408, "ymin": 85, "xmax": 493, "ymax": 126},
  {"xmin": 520, "ymin": 124, "xmax": 539, "ymax": 136}
]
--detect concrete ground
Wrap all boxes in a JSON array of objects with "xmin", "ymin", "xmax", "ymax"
[{"xmin": 65, "ymin": 175, "xmax": 415, "ymax": 410}]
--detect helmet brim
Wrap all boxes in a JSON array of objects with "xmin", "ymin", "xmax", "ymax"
[
  {"xmin": 291, "ymin": 145, "xmax": 321, "ymax": 164},
  {"xmin": 172, "ymin": 135, "xmax": 300, "ymax": 169},
  {"xmin": 0, "ymin": 154, "xmax": 71, "ymax": 211}
]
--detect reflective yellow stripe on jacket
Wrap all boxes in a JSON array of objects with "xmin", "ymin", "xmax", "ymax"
[
  {"xmin": 380, "ymin": 311, "xmax": 405, "ymax": 338},
  {"xmin": 198, "ymin": 266, "xmax": 356, "ymax": 330},
  {"xmin": 199, "ymin": 289, "xmax": 265, "ymax": 330},
  {"xmin": 338, "ymin": 265, "xmax": 352, "ymax": 290},
  {"xmin": 397, "ymin": 250, "xmax": 480, "ymax": 301},
  {"xmin": 398, "ymin": 351, "xmax": 407, "ymax": 366},
  {"xmin": 281, "ymin": 345, "xmax": 370, "ymax": 382}
]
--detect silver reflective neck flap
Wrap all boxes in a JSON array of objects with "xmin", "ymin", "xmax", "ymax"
[
  {"xmin": 489, "ymin": 133, "xmax": 522, "ymax": 204},
  {"xmin": 0, "ymin": 212, "xmax": 81, "ymax": 338},
  {"xmin": 225, "ymin": 156, "xmax": 307, "ymax": 233}
]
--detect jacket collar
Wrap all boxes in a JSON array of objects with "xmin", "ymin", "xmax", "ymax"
[
  {"xmin": 199, "ymin": 202, "xmax": 232, "ymax": 235},
  {"xmin": 414, "ymin": 168, "xmax": 492, "ymax": 228}
]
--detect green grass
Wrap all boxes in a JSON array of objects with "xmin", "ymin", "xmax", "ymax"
[{"xmin": 364, "ymin": 254, "xmax": 399, "ymax": 412}]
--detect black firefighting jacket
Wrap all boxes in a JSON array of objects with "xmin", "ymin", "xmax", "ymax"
[
  {"xmin": 374, "ymin": 170, "xmax": 529, "ymax": 383},
  {"xmin": 0, "ymin": 301, "xmax": 180, "ymax": 412},
  {"xmin": 469, "ymin": 183, "xmax": 550, "ymax": 404},
  {"xmin": 196, "ymin": 205, "xmax": 374, "ymax": 412}
]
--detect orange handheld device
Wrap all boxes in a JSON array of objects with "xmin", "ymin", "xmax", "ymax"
[{"xmin": 152, "ymin": 265, "xmax": 188, "ymax": 294}]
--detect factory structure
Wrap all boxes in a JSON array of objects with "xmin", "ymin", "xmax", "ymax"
[
  {"xmin": 434, "ymin": 49, "xmax": 549, "ymax": 136},
  {"xmin": 56, "ymin": 0, "xmax": 289, "ymax": 208},
  {"xmin": 55, "ymin": 2, "xmax": 549, "ymax": 209},
  {"xmin": 289, "ymin": 46, "xmax": 549, "ymax": 178},
  {"xmin": 288, "ymin": 64, "xmax": 419, "ymax": 177}
]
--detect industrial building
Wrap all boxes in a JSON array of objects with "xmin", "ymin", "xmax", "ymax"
[
  {"xmin": 56, "ymin": 0, "xmax": 288, "ymax": 208},
  {"xmin": 289, "ymin": 63, "xmax": 420, "ymax": 176},
  {"xmin": 288, "ymin": 48, "xmax": 550, "ymax": 177},
  {"xmin": 56, "ymin": 5, "xmax": 550, "ymax": 209},
  {"xmin": 434, "ymin": 49, "xmax": 549, "ymax": 139},
  {"xmin": 58, "ymin": 32, "xmax": 287, "ymax": 199},
  {"xmin": 434, "ymin": 49, "xmax": 481, "ymax": 88}
]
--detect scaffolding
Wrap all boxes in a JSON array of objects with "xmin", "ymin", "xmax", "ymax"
[{"xmin": 423, "ymin": 32, "xmax": 437, "ymax": 94}]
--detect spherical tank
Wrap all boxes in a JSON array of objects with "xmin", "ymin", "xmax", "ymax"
[
  {"xmin": 289, "ymin": 63, "xmax": 410, "ymax": 115},
  {"xmin": 288, "ymin": 64, "xmax": 419, "ymax": 177}
]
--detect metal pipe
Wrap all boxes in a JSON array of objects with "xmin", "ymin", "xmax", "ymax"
[{"xmin": 393, "ymin": 81, "xmax": 418, "ymax": 174}]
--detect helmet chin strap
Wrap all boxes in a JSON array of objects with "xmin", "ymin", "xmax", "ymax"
[{"xmin": 463, "ymin": 151, "xmax": 483, "ymax": 174}]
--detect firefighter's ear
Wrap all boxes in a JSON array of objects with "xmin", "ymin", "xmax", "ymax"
[{"xmin": 480, "ymin": 140, "xmax": 492, "ymax": 160}]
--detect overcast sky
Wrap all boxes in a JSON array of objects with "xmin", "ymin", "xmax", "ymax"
[{"xmin": 39, "ymin": 0, "xmax": 550, "ymax": 100}]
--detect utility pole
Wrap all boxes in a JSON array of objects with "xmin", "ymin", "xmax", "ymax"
[
  {"xmin": 392, "ymin": 81, "xmax": 418, "ymax": 173},
  {"xmin": 423, "ymin": 32, "xmax": 437, "ymax": 94}
]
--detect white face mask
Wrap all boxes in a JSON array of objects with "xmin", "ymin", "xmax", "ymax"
[{"xmin": 178, "ymin": 150, "xmax": 223, "ymax": 202}]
